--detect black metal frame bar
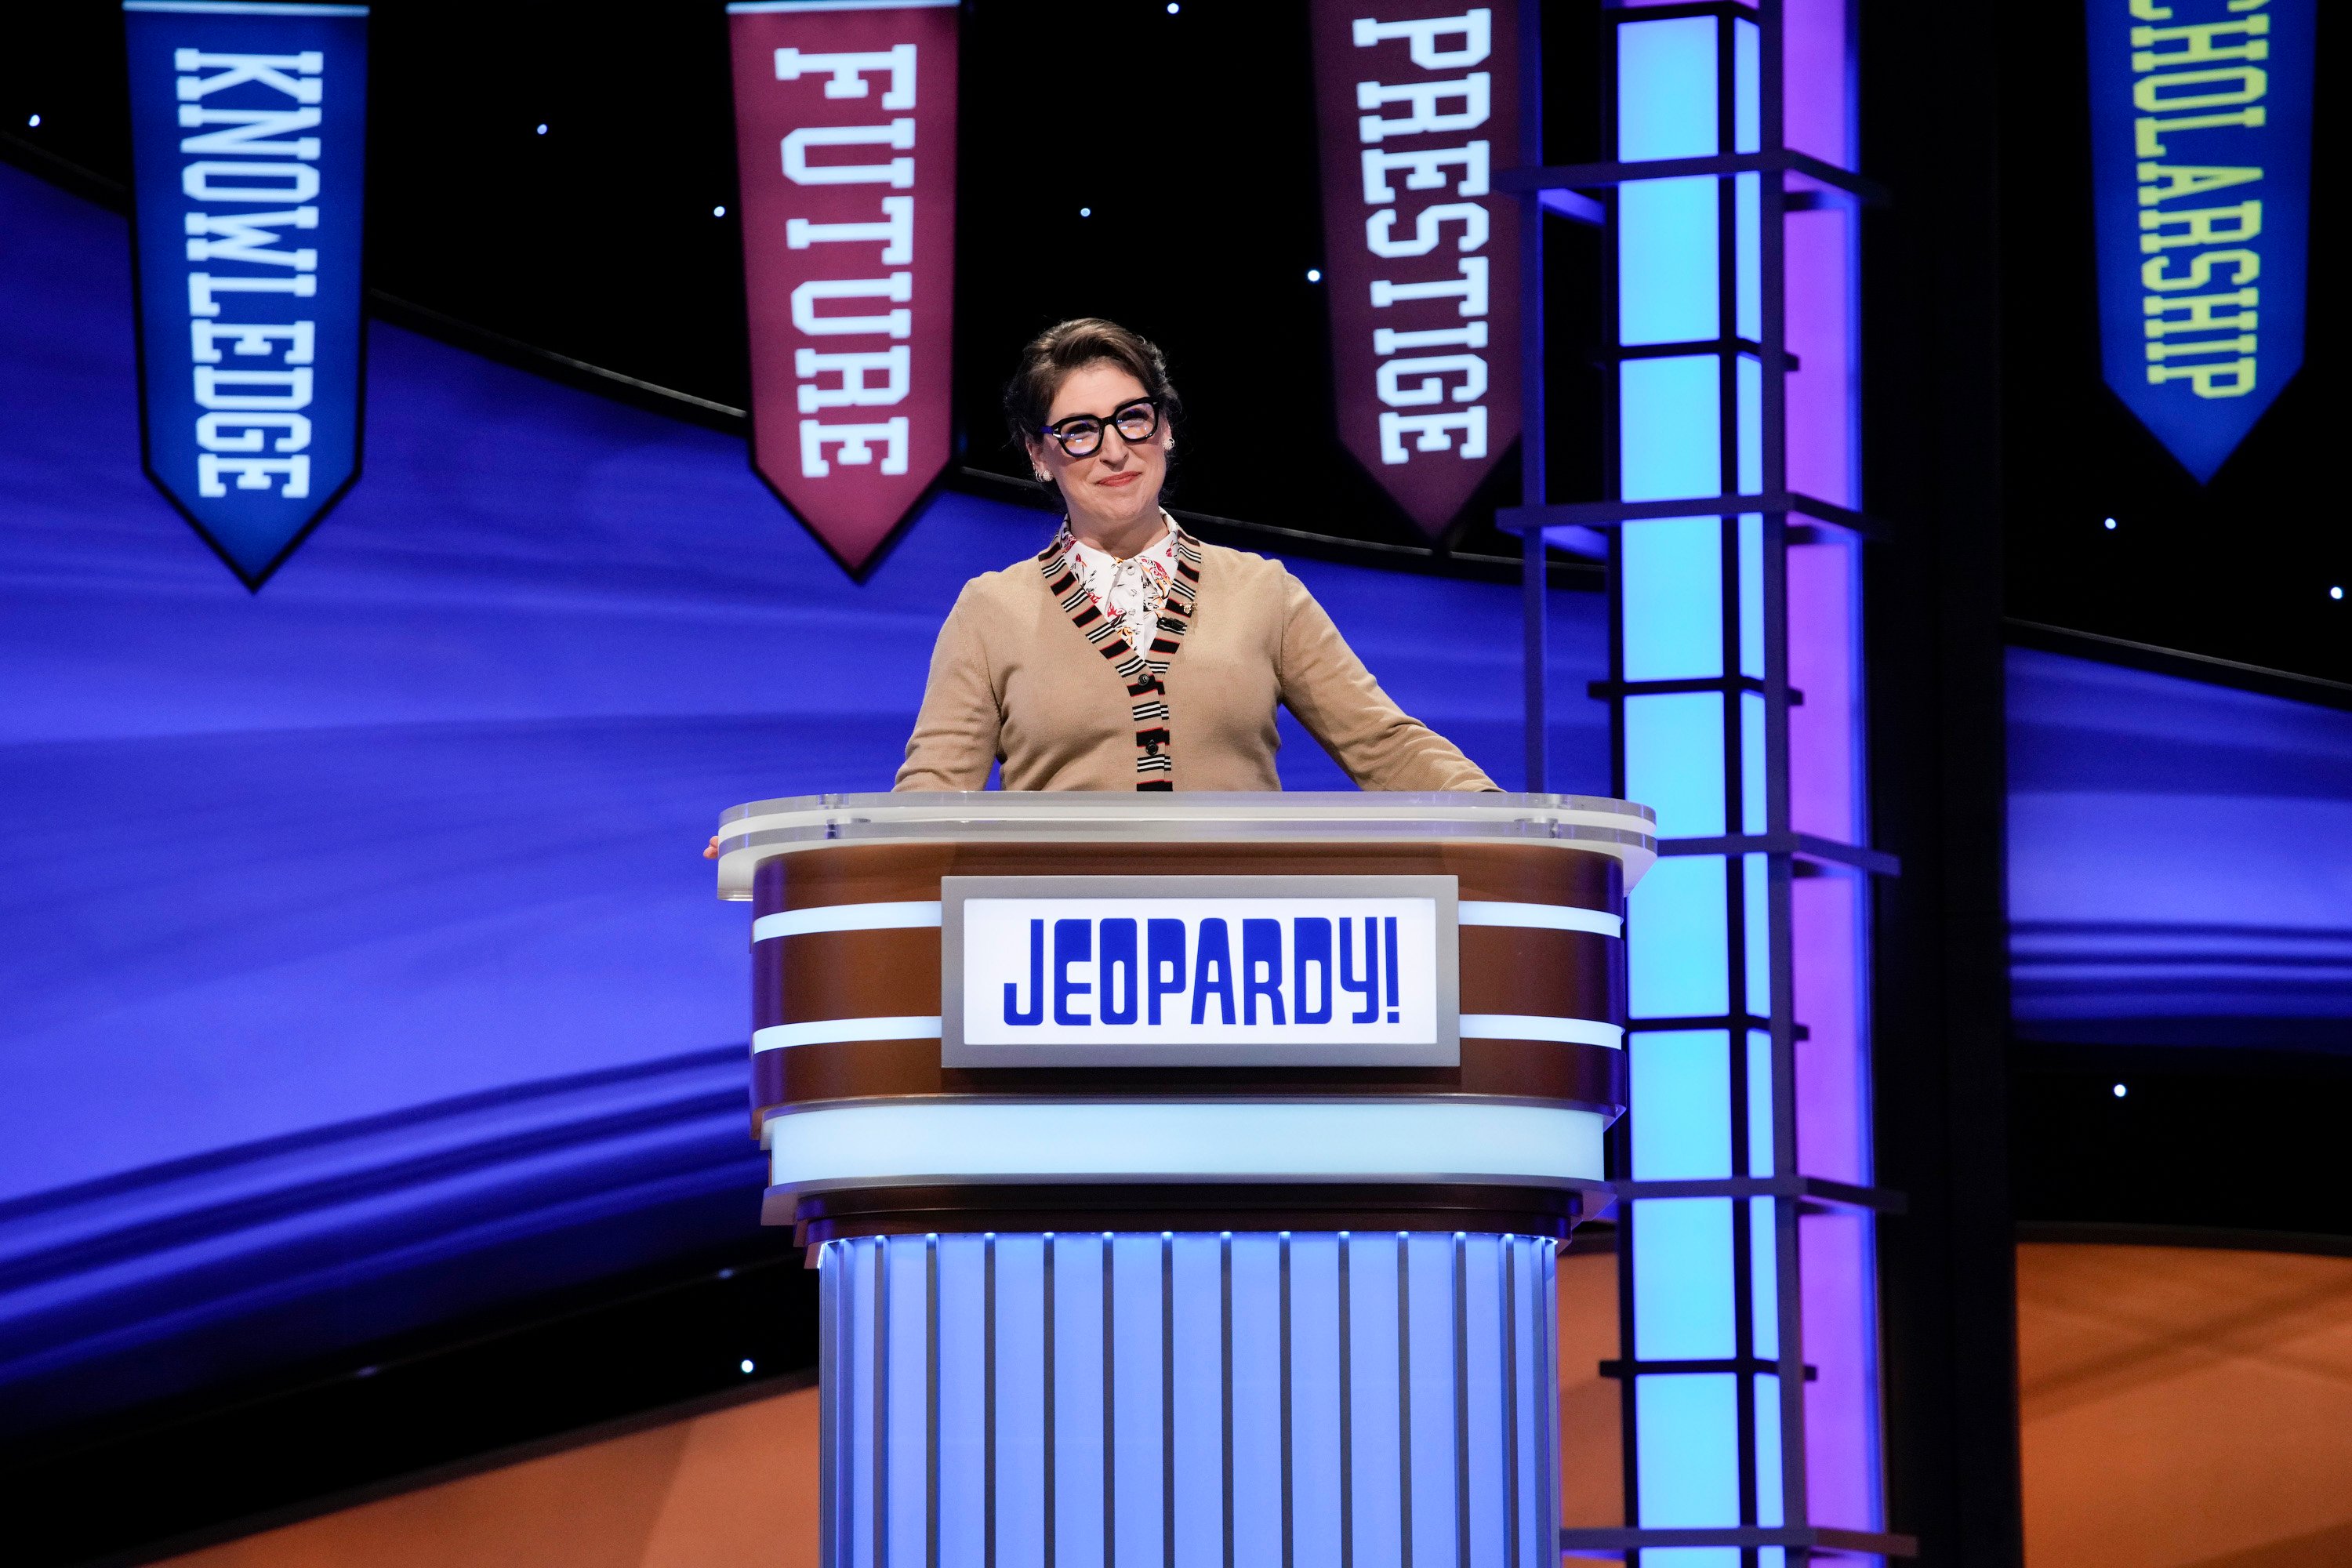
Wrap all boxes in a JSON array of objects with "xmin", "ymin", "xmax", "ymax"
[
  {"xmin": 1497, "ymin": 491, "xmax": 1885, "ymax": 538},
  {"xmin": 1560, "ymin": 1526, "xmax": 1918, "ymax": 1556},
  {"xmin": 1610, "ymin": 336, "xmax": 1787, "ymax": 361},
  {"xmin": 1627, "ymin": 1012, "xmax": 1788, "ymax": 1036},
  {"xmin": 1657, "ymin": 833, "xmax": 1900, "ymax": 878},
  {"xmin": 1519, "ymin": 0, "xmax": 1552, "ymax": 797},
  {"xmin": 1599, "ymin": 1357, "xmax": 1820, "ymax": 1380},
  {"xmin": 1589, "ymin": 673, "xmax": 1785, "ymax": 698},
  {"xmin": 1614, "ymin": 1175, "xmax": 1904, "ymax": 1214},
  {"xmin": 1497, "ymin": 148, "xmax": 1889, "ymax": 205}
]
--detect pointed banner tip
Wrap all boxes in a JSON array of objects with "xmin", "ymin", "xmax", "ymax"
[
  {"xmin": 125, "ymin": 2, "xmax": 369, "ymax": 586},
  {"xmin": 729, "ymin": 2, "xmax": 958, "ymax": 578},
  {"xmin": 750, "ymin": 463, "xmax": 938, "ymax": 582},
  {"xmin": 2085, "ymin": 0, "xmax": 2312, "ymax": 487},
  {"xmin": 1310, "ymin": 0, "xmax": 1524, "ymax": 537}
]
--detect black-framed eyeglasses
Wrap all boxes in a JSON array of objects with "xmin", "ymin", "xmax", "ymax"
[{"xmin": 1039, "ymin": 397, "xmax": 1161, "ymax": 459}]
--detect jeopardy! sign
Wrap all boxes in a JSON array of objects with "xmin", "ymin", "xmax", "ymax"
[
  {"xmin": 2086, "ymin": 0, "xmax": 2314, "ymax": 483},
  {"xmin": 1310, "ymin": 3, "xmax": 1521, "ymax": 537},
  {"xmin": 123, "ymin": 0, "xmax": 369, "ymax": 588},
  {"xmin": 727, "ymin": 0, "xmax": 957, "ymax": 577},
  {"xmin": 942, "ymin": 877, "xmax": 1461, "ymax": 1068}
]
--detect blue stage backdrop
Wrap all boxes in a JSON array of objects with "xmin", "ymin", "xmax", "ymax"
[
  {"xmin": 0, "ymin": 160, "xmax": 1609, "ymax": 1435},
  {"xmin": 2009, "ymin": 646, "xmax": 2352, "ymax": 1050}
]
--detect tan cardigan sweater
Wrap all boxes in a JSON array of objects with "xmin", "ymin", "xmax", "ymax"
[{"xmin": 895, "ymin": 537, "xmax": 1498, "ymax": 793}]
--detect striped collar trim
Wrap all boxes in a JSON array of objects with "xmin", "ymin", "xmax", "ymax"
[{"xmin": 1038, "ymin": 517, "xmax": 1204, "ymax": 792}]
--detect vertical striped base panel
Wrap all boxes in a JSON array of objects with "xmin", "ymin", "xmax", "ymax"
[{"xmin": 817, "ymin": 1230, "xmax": 1561, "ymax": 1568}]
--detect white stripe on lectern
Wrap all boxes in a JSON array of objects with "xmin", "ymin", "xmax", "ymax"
[
  {"xmin": 1458, "ymin": 900, "xmax": 1623, "ymax": 938},
  {"xmin": 766, "ymin": 1100, "xmax": 1607, "ymax": 1188},
  {"xmin": 752, "ymin": 901, "xmax": 942, "ymax": 943},
  {"xmin": 753, "ymin": 1016, "xmax": 942, "ymax": 1052},
  {"xmin": 1459, "ymin": 1014, "xmax": 1625, "ymax": 1050}
]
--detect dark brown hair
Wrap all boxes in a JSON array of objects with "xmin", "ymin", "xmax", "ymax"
[{"xmin": 1002, "ymin": 318, "xmax": 1184, "ymax": 458}]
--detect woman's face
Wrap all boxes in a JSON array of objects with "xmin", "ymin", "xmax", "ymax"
[{"xmin": 1027, "ymin": 361, "xmax": 1171, "ymax": 538}]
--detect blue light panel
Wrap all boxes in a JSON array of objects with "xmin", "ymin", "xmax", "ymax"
[
  {"xmin": 1746, "ymin": 1027, "xmax": 1779, "ymax": 1365},
  {"xmin": 1632, "ymin": 1200, "xmax": 1737, "ymax": 1361},
  {"xmin": 939, "ymin": 1237, "xmax": 988, "ymax": 1568},
  {"xmin": 1627, "ymin": 692, "xmax": 1729, "ymax": 837},
  {"xmin": 889, "ymin": 1238, "xmax": 930, "ymax": 1566},
  {"xmin": 1632, "ymin": 1030, "xmax": 1733, "ymax": 1180},
  {"xmin": 1629, "ymin": 858, "xmax": 1731, "ymax": 1020},
  {"xmin": 1621, "ymin": 358, "xmax": 1723, "ymax": 502},
  {"xmin": 1621, "ymin": 178, "xmax": 1721, "ymax": 345},
  {"xmin": 1618, "ymin": 18, "xmax": 1719, "ymax": 161},
  {"xmin": 1741, "ymin": 695, "xmax": 1767, "ymax": 832},
  {"xmin": 1737, "ymin": 357, "xmax": 1763, "ymax": 492},
  {"xmin": 1744, "ymin": 854, "xmax": 1773, "ymax": 1014},
  {"xmin": 1621, "ymin": 519, "xmax": 1724, "ymax": 681},
  {"xmin": 1112, "ymin": 1235, "xmax": 1164, "ymax": 1565},
  {"xmin": 1633, "ymin": 1373, "xmax": 1740, "ymax": 1561},
  {"xmin": 1753, "ymin": 1372, "xmax": 1784, "ymax": 1526},
  {"xmin": 1230, "ymin": 1236, "xmax": 1284, "ymax": 1567},
  {"xmin": 1405, "ymin": 1236, "xmax": 1461, "ymax": 1565},
  {"xmin": 1733, "ymin": 20, "xmax": 1760, "ymax": 154},
  {"xmin": 1052, "ymin": 1234, "xmax": 1108, "ymax": 1558},
  {"xmin": 1738, "ymin": 516, "xmax": 1765, "ymax": 679},
  {"xmin": 1736, "ymin": 178, "xmax": 1762, "ymax": 346},
  {"xmin": 993, "ymin": 1236, "xmax": 1048, "ymax": 1563},
  {"xmin": 1461, "ymin": 1235, "xmax": 1508, "ymax": 1568},
  {"xmin": 1171, "ymin": 1236, "xmax": 1224, "ymax": 1567},
  {"xmin": 1347, "ymin": 1234, "xmax": 1405, "ymax": 1563},
  {"xmin": 1290, "ymin": 1236, "xmax": 1344, "ymax": 1568},
  {"xmin": 850, "ymin": 1240, "xmax": 880, "ymax": 1568}
]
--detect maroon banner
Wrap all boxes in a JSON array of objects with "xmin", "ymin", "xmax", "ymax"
[
  {"xmin": 1310, "ymin": 3, "xmax": 1521, "ymax": 537},
  {"xmin": 728, "ymin": 0, "xmax": 957, "ymax": 575}
]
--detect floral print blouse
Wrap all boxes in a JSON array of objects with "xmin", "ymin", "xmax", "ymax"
[{"xmin": 1059, "ymin": 516, "xmax": 1180, "ymax": 650}]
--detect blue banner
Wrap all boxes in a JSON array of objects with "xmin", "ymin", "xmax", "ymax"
[
  {"xmin": 124, "ymin": 0, "xmax": 368, "ymax": 586},
  {"xmin": 2086, "ymin": 0, "xmax": 2314, "ymax": 483}
]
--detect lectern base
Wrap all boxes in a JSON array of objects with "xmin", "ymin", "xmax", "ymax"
[{"xmin": 817, "ymin": 1230, "xmax": 1561, "ymax": 1567}]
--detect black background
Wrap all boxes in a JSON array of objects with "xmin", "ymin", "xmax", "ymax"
[{"xmin": 1997, "ymin": 5, "xmax": 2343, "ymax": 683}]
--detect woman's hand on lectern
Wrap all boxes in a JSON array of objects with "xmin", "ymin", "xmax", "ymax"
[{"xmin": 703, "ymin": 834, "xmax": 720, "ymax": 859}]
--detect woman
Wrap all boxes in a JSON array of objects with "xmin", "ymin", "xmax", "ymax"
[{"xmin": 895, "ymin": 318, "xmax": 1495, "ymax": 793}]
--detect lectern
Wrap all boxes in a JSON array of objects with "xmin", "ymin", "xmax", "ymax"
[{"xmin": 713, "ymin": 791, "xmax": 1655, "ymax": 1568}]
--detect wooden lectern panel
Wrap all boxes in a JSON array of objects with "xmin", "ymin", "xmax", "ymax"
[{"xmin": 750, "ymin": 839, "xmax": 1627, "ymax": 1133}]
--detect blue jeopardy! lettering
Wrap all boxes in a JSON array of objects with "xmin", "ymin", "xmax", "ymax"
[{"xmin": 1000, "ymin": 916, "xmax": 1403, "ymax": 1028}]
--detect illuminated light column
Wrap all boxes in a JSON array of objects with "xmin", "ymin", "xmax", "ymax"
[{"xmin": 1500, "ymin": 0, "xmax": 1910, "ymax": 1560}]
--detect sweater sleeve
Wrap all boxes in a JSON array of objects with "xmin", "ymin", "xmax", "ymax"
[
  {"xmin": 894, "ymin": 584, "xmax": 1002, "ymax": 791},
  {"xmin": 1275, "ymin": 568, "xmax": 1501, "ymax": 793}
]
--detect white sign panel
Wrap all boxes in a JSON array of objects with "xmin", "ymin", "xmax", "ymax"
[{"xmin": 942, "ymin": 875, "xmax": 1460, "ymax": 1067}]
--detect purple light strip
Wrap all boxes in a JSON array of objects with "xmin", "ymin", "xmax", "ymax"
[{"xmin": 1781, "ymin": 0, "xmax": 1883, "ymax": 1543}]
